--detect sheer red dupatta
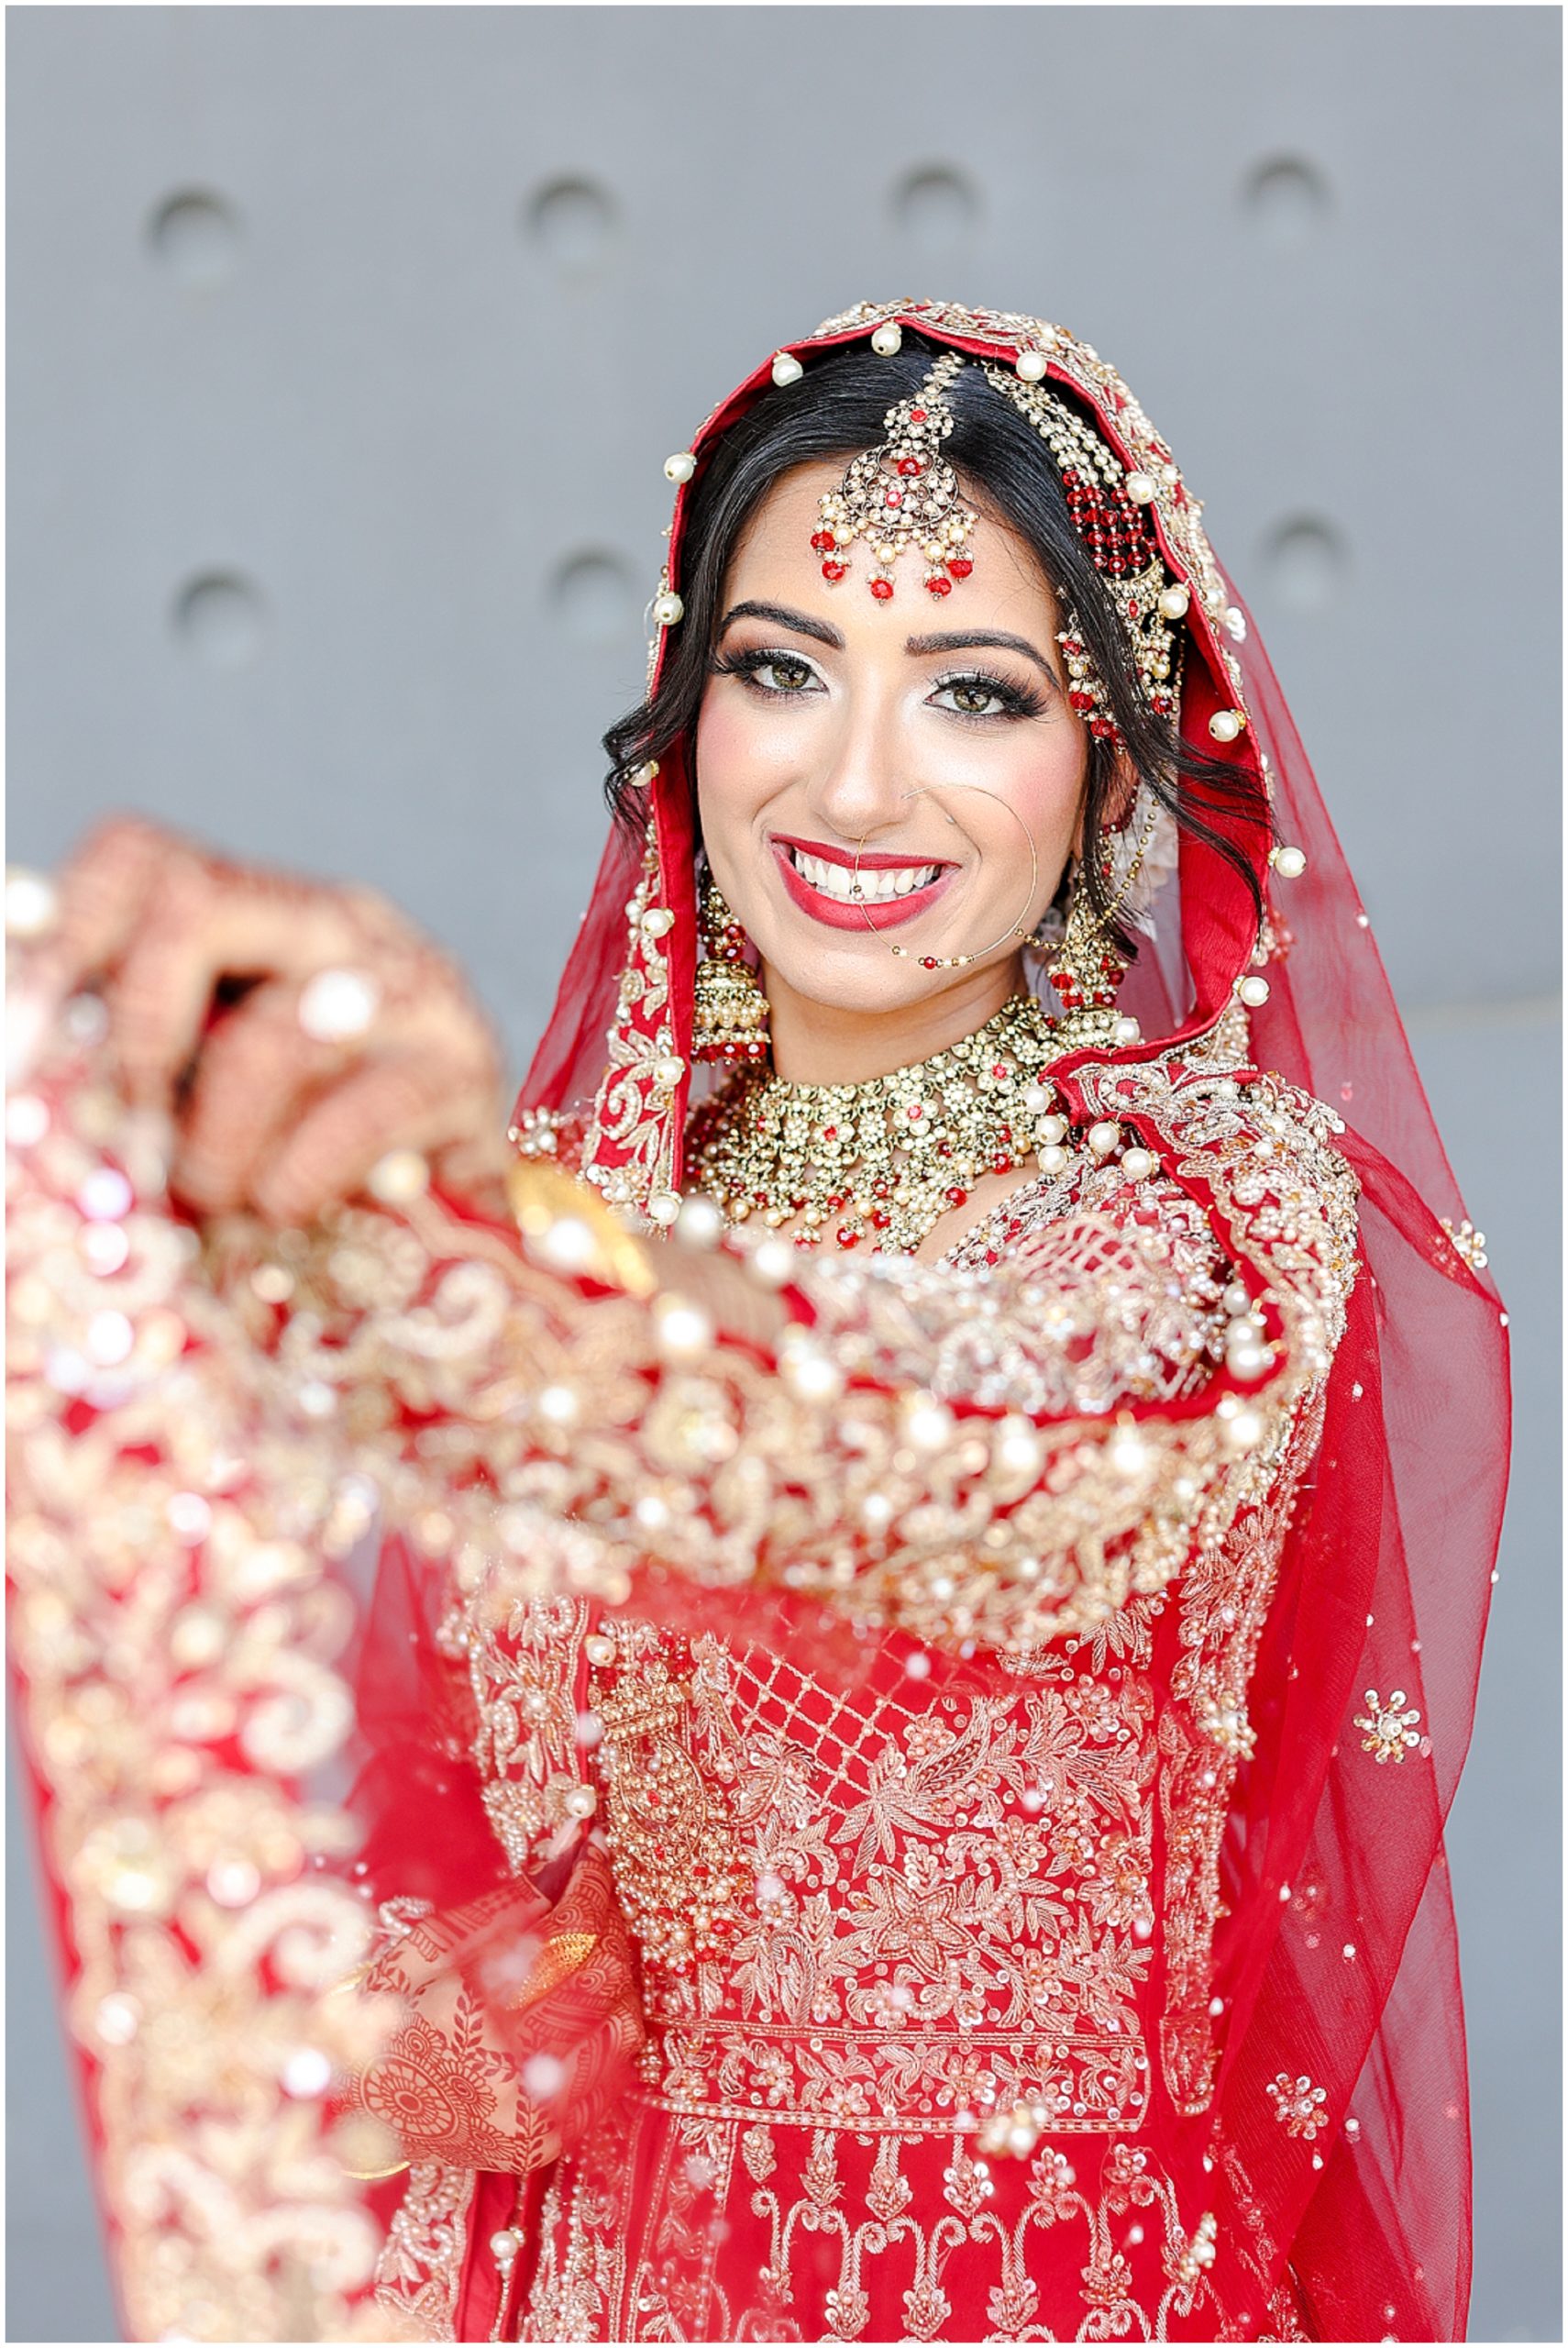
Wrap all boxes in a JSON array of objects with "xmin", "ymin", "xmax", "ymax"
[{"xmin": 502, "ymin": 305, "xmax": 1507, "ymax": 2338}]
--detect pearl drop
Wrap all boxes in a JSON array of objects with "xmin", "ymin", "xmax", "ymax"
[
  {"xmin": 584, "ymin": 1633, "xmax": 617, "ymax": 1667},
  {"xmin": 871, "ymin": 321, "xmax": 902, "ymax": 355},
  {"xmin": 748, "ymin": 1236, "xmax": 796, "ymax": 1289},
  {"xmin": 1034, "ymin": 1113, "xmax": 1067, "ymax": 1146},
  {"xmin": 1208, "ymin": 709, "xmax": 1242, "ymax": 744},
  {"xmin": 1222, "ymin": 1280, "xmax": 1251, "ymax": 1316},
  {"xmin": 654, "ymin": 1296, "xmax": 714, "ymax": 1362},
  {"xmin": 641, "ymin": 904, "xmax": 676, "ymax": 937},
  {"xmin": 491, "ymin": 2231, "xmax": 522, "ymax": 2261},
  {"xmin": 663, "ymin": 451, "xmax": 696, "ymax": 484},
  {"xmin": 1121, "ymin": 1147, "xmax": 1155, "ymax": 1182},
  {"xmin": 538, "ymin": 1214, "xmax": 598, "ymax": 1273},
  {"xmin": 537, "ymin": 1382, "xmax": 580, "ymax": 1425},
  {"xmin": 647, "ymin": 1191, "xmax": 682, "ymax": 1225},
  {"xmin": 652, "ymin": 591, "xmax": 685, "ymax": 626},
  {"xmin": 1236, "ymin": 974, "xmax": 1271, "ymax": 1008},
  {"xmin": 771, "ymin": 351, "xmax": 804, "ymax": 386},
  {"xmin": 1014, "ymin": 349, "xmax": 1049, "ymax": 382},
  {"xmin": 367, "ymin": 1147, "xmax": 429, "ymax": 1205},
  {"xmin": 1125, "ymin": 471, "xmax": 1157, "ymax": 504},
  {"xmin": 1273, "ymin": 845, "xmax": 1307, "ymax": 880},
  {"xmin": 1112, "ymin": 1014, "xmax": 1141, "ymax": 1046},
  {"xmin": 653, "ymin": 1054, "xmax": 686, "ymax": 1087},
  {"xmin": 297, "ymin": 966, "xmax": 381, "ymax": 1043},
  {"xmin": 5, "ymin": 868, "xmax": 59, "ymax": 939},
  {"xmin": 674, "ymin": 1193, "xmax": 723, "ymax": 1248},
  {"xmin": 1087, "ymin": 1120, "xmax": 1121, "ymax": 1157},
  {"xmin": 1038, "ymin": 1144, "xmax": 1068, "ymax": 1178},
  {"xmin": 1157, "ymin": 584, "xmax": 1191, "ymax": 620}
]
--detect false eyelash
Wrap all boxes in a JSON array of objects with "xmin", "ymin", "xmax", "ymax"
[
  {"xmin": 708, "ymin": 648, "xmax": 820, "ymax": 692},
  {"xmin": 928, "ymin": 669, "xmax": 1054, "ymax": 723}
]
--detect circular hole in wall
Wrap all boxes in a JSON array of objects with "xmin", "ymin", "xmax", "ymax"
[
  {"xmin": 524, "ymin": 177, "xmax": 619, "ymax": 274},
  {"xmin": 551, "ymin": 550, "xmax": 637, "ymax": 645},
  {"xmin": 1261, "ymin": 516, "xmax": 1347, "ymax": 614},
  {"xmin": 171, "ymin": 572, "xmax": 267, "ymax": 668},
  {"xmin": 1242, "ymin": 156, "xmax": 1331, "ymax": 249},
  {"xmin": 148, "ymin": 190, "xmax": 243, "ymax": 289},
  {"xmin": 890, "ymin": 165, "xmax": 980, "ymax": 253}
]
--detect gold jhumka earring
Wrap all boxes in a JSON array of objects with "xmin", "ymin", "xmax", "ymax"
[
  {"xmin": 691, "ymin": 867, "xmax": 770, "ymax": 1065},
  {"xmin": 1033, "ymin": 794, "xmax": 1161, "ymax": 1055}
]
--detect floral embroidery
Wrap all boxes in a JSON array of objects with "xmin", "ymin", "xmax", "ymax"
[
  {"xmin": 1354, "ymin": 1689, "xmax": 1423, "ymax": 1764},
  {"xmin": 1266, "ymin": 2073, "xmax": 1329, "ymax": 2140}
]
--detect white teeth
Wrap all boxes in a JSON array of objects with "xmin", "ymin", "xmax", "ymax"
[{"xmin": 789, "ymin": 848, "xmax": 941, "ymax": 903}]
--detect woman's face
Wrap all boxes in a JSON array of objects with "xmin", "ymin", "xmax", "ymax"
[{"xmin": 694, "ymin": 458, "xmax": 1089, "ymax": 1031}]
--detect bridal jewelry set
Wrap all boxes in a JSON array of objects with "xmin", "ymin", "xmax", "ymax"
[{"xmin": 679, "ymin": 340, "xmax": 1193, "ymax": 1253}]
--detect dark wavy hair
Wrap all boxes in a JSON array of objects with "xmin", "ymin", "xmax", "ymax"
[{"xmin": 602, "ymin": 336, "xmax": 1268, "ymax": 958}]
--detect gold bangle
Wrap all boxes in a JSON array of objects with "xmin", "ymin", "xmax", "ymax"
[{"xmin": 505, "ymin": 1158, "xmax": 659, "ymax": 1300}]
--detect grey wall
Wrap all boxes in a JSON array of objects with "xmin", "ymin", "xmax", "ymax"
[{"xmin": 7, "ymin": 6, "xmax": 1559, "ymax": 2339}]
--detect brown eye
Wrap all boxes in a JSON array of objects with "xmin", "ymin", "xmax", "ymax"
[{"xmin": 754, "ymin": 655, "xmax": 815, "ymax": 693}]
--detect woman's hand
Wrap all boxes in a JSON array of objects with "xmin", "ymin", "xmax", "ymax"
[{"xmin": 34, "ymin": 814, "xmax": 509, "ymax": 1225}]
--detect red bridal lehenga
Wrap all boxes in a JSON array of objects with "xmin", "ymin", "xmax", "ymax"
[{"xmin": 7, "ymin": 303, "xmax": 1508, "ymax": 2346}]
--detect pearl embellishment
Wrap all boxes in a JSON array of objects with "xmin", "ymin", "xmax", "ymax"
[
  {"xmin": 1125, "ymin": 471, "xmax": 1157, "ymax": 504},
  {"xmin": 1236, "ymin": 975, "xmax": 1271, "ymax": 1008},
  {"xmin": 647, "ymin": 1191, "xmax": 682, "ymax": 1225},
  {"xmin": 771, "ymin": 351, "xmax": 804, "ymax": 386},
  {"xmin": 1014, "ymin": 348, "xmax": 1050, "ymax": 382},
  {"xmin": 652, "ymin": 591, "xmax": 685, "ymax": 626},
  {"xmin": 1121, "ymin": 1146, "xmax": 1155, "ymax": 1182},
  {"xmin": 1209, "ymin": 709, "xmax": 1244, "ymax": 744},
  {"xmin": 1272, "ymin": 845, "xmax": 1307, "ymax": 880},
  {"xmin": 664, "ymin": 451, "xmax": 696, "ymax": 484},
  {"xmin": 1087, "ymin": 1120, "xmax": 1121, "ymax": 1157},
  {"xmin": 871, "ymin": 321, "xmax": 903, "ymax": 355},
  {"xmin": 1157, "ymin": 583, "xmax": 1191, "ymax": 620},
  {"xmin": 297, "ymin": 967, "xmax": 381, "ymax": 1043}
]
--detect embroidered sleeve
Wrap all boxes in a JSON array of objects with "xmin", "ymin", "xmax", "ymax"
[
  {"xmin": 796, "ymin": 1166, "xmax": 1234, "ymax": 1418},
  {"xmin": 475, "ymin": 1054, "xmax": 1362, "ymax": 1654}
]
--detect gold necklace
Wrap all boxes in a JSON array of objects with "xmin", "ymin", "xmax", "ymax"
[{"xmin": 684, "ymin": 991, "xmax": 1069, "ymax": 1256}]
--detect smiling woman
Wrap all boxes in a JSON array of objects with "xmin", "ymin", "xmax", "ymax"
[{"xmin": 8, "ymin": 301, "xmax": 1506, "ymax": 2344}]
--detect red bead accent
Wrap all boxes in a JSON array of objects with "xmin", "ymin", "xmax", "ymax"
[
  {"xmin": 947, "ymin": 556, "xmax": 973, "ymax": 579},
  {"xmin": 884, "ymin": 488, "xmax": 903, "ymax": 507},
  {"xmin": 836, "ymin": 1228, "xmax": 859, "ymax": 1246},
  {"xmin": 925, "ymin": 575, "xmax": 952, "ymax": 597},
  {"xmin": 810, "ymin": 530, "xmax": 835, "ymax": 552},
  {"xmin": 910, "ymin": 407, "xmax": 927, "ymax": 422},
  {"xmin": 920, "ymin": 955, "xmax": 939, "ymax": 969},
  {"xmin": 822, "ymin": 559, "xmax": 847, "ymax": 581},
  {"xmin": 897, "ymin": 457, "xmax": 922, "ymax": 477},
  {"xmin": 870, "ymin": 578, "xmax": 894, "ymax": 601},
  {"xmin": 871, "ymin": 1209, "xmax": 890, "ymax": 1228},
  {"xmin": 944, "ymin": 1187, "xmax": 968, "ymax": 1208}
]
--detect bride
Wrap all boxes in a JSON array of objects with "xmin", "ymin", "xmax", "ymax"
[{"xmin": 9, "ymin": 301, "xmax": 1507, "ymax": 2342}]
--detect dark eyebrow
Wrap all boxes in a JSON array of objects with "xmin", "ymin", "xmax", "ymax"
[
  {"xmin": 716, "ymin": 599, "xmax": 845, "ymax": 650},
  {"xmin": 904, "ymin": 628, "xmax": 1055, "ymax": 679}
]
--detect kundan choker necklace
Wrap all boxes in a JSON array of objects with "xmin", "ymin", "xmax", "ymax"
[{"xmin": 684, "ymin": 991, "xmax": 1071, "ymax": 1256}]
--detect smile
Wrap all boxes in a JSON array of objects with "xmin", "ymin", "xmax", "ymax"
[{"xmin": 768, "ymin": 835, "xmax": 959, "ymax": 932}]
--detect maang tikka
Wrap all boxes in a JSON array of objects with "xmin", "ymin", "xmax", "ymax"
[
  {"xmin": 691, "ymin": 866, "xmax": 771, "ymax": 1065},
  {"xmin": 812, "ymin": 343, "xmax": 1191, "ymax": 750},
  {"xmin": 813, "ymin": 350, "xmax": 979, "ymax": 601}
]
